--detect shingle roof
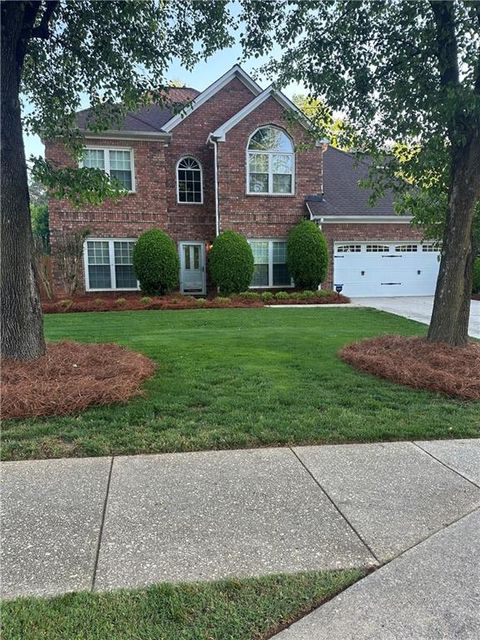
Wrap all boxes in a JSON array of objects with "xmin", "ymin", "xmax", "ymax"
[
  {"xmin": 307, "ymin": 146, "xmax": 403, "ymax": 217},
  {"xmin": 76, "ymin": 87, "xmax": 200, "ymax": 133}
]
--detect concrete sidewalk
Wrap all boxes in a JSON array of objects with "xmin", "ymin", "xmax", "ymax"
[
  {"xmin": 273, "ymin": 509, "xmax": 480, "ymax": 639},
  {"xmin": 1, "ymin": 439, "xmax": 479, "ymax": 600}
]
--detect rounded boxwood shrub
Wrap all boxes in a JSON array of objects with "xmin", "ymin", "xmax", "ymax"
[
  {"xmin": 473, "ymin": 257, "xmax": 480, "ymax": 294},
  {"xmin": 208, "ymin": 231, "xmax": 254, "ymax": 295},
  {"xmin": 287, "ymin": 220, "xmax": 328, "ymax": 289},
  {"xmin": 133, "ymin": 229, "xmax": 179, "ymax": 295}
]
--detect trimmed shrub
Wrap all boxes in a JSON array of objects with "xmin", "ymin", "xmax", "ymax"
[
  {"xmin": 115, "ymin": 298, "xmax": 127, "ymax": 306},
  {"xmin": 287, "ymin": 220, "xmax": 328, "ymax": 289},
  {"xmin": 133, "ymin": 229, "xmax": 179, "ymax": 295},
  {"xmin": 473, "ymin": 257, "xmax": 480, "ymax": 294},
  {"xmin": 140, "ymin": 296, "xmax": 152, "ymax": 305},
  {"xmin": 236, "ymin": 291, "xmax": 261, "ymax": 301},
  {"xmin": 275, "ymin": 291, "xmax": 291, "ymax": 300},
  {"xmin": 261, "ymin": 291, "xmax": 274, "ymax": 302},
  {"xmin": 208, "ymin": 231, "xmax": 254, "ymax": 295},
  {"xmin": 213, "ymin": 296, "xmax": 231, "ymax": 305}
]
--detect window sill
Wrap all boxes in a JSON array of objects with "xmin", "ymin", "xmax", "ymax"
[
  {"xmin": 249, "ymin": 284, "xmax": 295, "ymax": 289},
  {"xmin": 86, "ymin": 287, "xmax": 140, "ymax": 293},
  {"xmin": 176, "ymin": 201, "xmax": 204, "ymax": 205},
  {"xmin": 246, "ymin": 192, "xmax": 296, "ymax": 198}
]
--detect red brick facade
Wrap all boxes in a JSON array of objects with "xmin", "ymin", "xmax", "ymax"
[{"xmin": 47, "ymin": 72, "xmax": 421, "ymax": 295}]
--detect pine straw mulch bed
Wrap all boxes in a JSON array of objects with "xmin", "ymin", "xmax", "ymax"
[
  {"xmin": 1, "ymin": 341, "xmax": 155, "ymax": 420},
  {"xmin": 340, "ymin": 336, "xmax": 480, "ymax": 400},
  {"xmin": 41, "ymin": 292, "xmax": 349, "ymax": 314}
]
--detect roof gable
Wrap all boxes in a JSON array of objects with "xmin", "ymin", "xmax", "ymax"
[
  {"xmin": 211, "ymin": 86, "xmax": 324, "ymax": 143},
  {"xmin": 161, "ymin": 65, "xmax": 262, "ymax": 133}
]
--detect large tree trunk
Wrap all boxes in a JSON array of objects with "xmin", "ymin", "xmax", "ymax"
[
  {"xmin": 1, "ymin": 2, "xmax": 46, "ymax": 359},
  {"xmin": 428, "ymin": 133, "xmax": 480, "ymax": 346}
]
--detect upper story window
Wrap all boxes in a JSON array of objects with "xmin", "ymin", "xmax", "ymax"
[
  {"xmin": 177, "ymin": 156, "xmax": 203, "ymax": 204},
  {"xmin": 247, "ymin": 126, "xmax": 294, "ymax": 195},
  {"xmin": 82, "ymin": 148, "xmax": 134, "ymax": 191}
]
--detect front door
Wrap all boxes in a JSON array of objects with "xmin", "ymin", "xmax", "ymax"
[{"xmin": 179, "ymin": 242, "xmax": 206, "ymax": 295}]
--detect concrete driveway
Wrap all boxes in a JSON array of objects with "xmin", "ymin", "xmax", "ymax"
[{"xmin": 352, "ymin": 296, "xmax": 480, "ymax": 338}]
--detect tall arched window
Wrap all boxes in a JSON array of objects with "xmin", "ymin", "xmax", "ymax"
[
  {"xmin": 247, "ymin": 126, "xmax": 294, "ymax": 195},
  {"xmin": 177, "ymin": 156, "xmax": 203, "ymax": 203}
]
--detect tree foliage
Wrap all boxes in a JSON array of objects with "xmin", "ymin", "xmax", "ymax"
[
  {"xmin": 287, "ymin": 221, "xmax": 328, "ymax": 290},
  {"xmin": 292, "ymin": 95, "xmax": 355, "ymax": 151},
  {"xmin": 133, "ymin": 229, "xmax": 179, "ymax": 295},
  {"xmin": 208, "ymin": 231, "xmax": 254, "ymax": 295}
]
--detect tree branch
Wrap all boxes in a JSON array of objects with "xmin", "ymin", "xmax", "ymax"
[
  {"xmin": 30, "ymin": 0, "xmax": 58, "ymax": 39},
  {"xmin": 429, "ymin": 0, "xmax": 460, "ymax": 88}
]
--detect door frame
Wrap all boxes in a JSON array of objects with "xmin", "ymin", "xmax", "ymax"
[{"xmin": 179, "ymin": 241, "xmax": 206, "ymax": 295}]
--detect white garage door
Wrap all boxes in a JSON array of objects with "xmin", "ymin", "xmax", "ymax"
[{"xmin": 333, "ymin": 242, "xmax": 440, "ymax": 297}]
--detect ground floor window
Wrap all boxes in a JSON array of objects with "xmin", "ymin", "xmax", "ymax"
[
  {"xmin": 85, "ymin": 238, "xmax": 138, "ymax": 291},
  {"xmin": 248, "ymin": 239, "xmax": 292, "ymax": 288}
]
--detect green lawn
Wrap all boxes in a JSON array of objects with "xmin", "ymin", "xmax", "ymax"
[
  {"xmin": 2, "ymin": 307, "xmax": 479, "ymax": 461},
  {"xmin": 2, "ymin": 570, "xmax": 363, "ymax": 640}
]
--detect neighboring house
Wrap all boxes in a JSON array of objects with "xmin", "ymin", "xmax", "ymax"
[{"xmin": 46, "ymin": 65, "xmax": 439, "ymax": 298}]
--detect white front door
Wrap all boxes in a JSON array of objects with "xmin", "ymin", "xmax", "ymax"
[
  {"xmin": 179, "ymin": 242, "xmax": 206, "ymax": 295},
  {"xmin": 333, "ymin": 242, "xmax": 441, "ymax": 297}
]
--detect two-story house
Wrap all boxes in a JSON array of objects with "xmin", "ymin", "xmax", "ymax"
[{"xmin": 46, "ymin": 65, "xmax": 440, "ymax": 298}]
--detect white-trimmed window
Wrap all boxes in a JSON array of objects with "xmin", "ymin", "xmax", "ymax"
[
  {"xmin": 395, "ymin": 244, "xmax": 418, "ymax": 252},
  {"xmin": 366, "ymin": 244, "xmax": 390, "ymax": 252},
  {"xmin": 82, "ymin": 148, "xmax": 134, "ymax": 191},
  {"xmin": 247, "ymin": 126, "xmax": 294, "ymax": 195},
  {"xmin": 177, "ymin": 156, "xmax": 203, "ymax": 203},
  {"xmin": 248, "ymin": 239, "xmax": 293, "ymax": 288},
  {"xmin": 85, "ymin": 239, "xmax": 138, "ymax": 291},
  {"xmin": 336, "ymin": 244, "xmax": 362, "ymax": 253}
]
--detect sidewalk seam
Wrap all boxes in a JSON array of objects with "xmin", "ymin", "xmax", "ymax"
[
  {"xmin": 411, "ymin": 441, "xmax": 480, "ymax": 490},
  {"xmin": 289, "ymin": 447, "xmax": 380, "ymax": 565},
  {"xmin": 380, "ymin": 503, "xmax": 480, "ymax": 567},
  {"xmin": 91, "ymin": 456, "xmax": 114, "ymax": 591}
]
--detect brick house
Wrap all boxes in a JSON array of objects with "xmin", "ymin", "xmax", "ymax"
[{"xmin": 46, "ymin": 65, "xmax": 439, "ymax": 298}]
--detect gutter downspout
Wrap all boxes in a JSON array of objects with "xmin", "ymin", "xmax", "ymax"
[{"xmin": 213, "ymin": 137, "xmax": 220, "ymax": 236}]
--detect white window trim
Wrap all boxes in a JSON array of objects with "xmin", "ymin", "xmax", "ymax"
[
  {"xmin": 246, "ymin": 127, "xmax": 295, "ymax": 196},
  {"xmin": 176, "ymin": 156, "xmax": 204, "ymax": 205},
  {"xmin": 84, "ymin": 237, "xmax": 139, "ymax": 292},
  {"xmin": 248, "ymin": 238, "xmax": 294, "ymax": 289},
  {"xmin": 80, "ymin": 146, "xmax": 136, "ymax": 193}
]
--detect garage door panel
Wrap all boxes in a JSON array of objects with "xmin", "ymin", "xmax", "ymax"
[{"xmin": 333, "ymin": 242, "xmax": 440, "ymax": 297}]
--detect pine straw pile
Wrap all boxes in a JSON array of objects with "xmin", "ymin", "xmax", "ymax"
[
  {"xmin": 340, "ymin": 336, "xmax": 480, "ymax": 400},
  {"xmin": 1, "ymin": 341, "xmax": 156, "ymax": 420}
]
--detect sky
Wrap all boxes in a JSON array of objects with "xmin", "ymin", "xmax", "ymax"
[{"xmin": 23, "ymin": 41, "xmax": 304, "ymax": 160}]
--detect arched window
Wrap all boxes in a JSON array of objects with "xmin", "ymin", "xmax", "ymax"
[
  {"xmin": 247, "ymin": 126, "xmax": 294, "ymax": 195},
  {"xmin": 177, "ymin": 156, "xmax": 203, "ymax": 203}
]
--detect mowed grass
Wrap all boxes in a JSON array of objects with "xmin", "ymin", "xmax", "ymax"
[
  {"xmin": 2, "ymin": 307, "xmax": 479, "ymax": 461},
  {"xmin": 2, "ymin": 570, "xmax": 363, "ymax": 640}
]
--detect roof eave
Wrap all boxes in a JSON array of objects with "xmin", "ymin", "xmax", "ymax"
[{"xmin": 80, "ymin": 130, "xmax": 172, "ymax": 142}]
